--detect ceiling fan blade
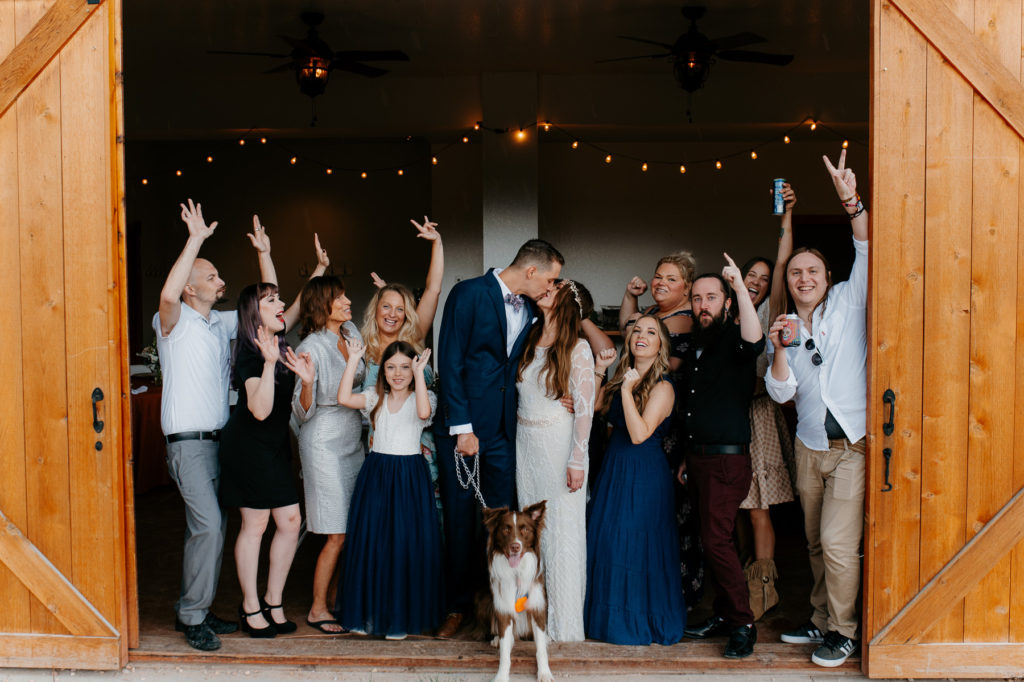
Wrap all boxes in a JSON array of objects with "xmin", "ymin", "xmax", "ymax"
[
  {"xmin": 596, "ymin": 53, "xmax": 671, "ymax": 63},
  {"xmin": 208, "ymin": 49, "xmax": 291, "ymax": 58},
  {"xmin": 617, "ymin": 35, "xmax": 674, "ymax": 50},
  {"xmin": 334, "ymin": 61, "xmax": 388, "ymax": 78},
  {"xmin": 717, "ymin": 49, "xmax": 794, "ymax": 66},
  {"xmin": 334, "ymin": 49, "xmax": 410, "ymax": 62},
  {"xmin": 262, "ymin": 62, "xmax": 297, "ymax": 75},
  {"xmin": 709, "ymin": 32, "xmax": 766, "ymax": 51}
]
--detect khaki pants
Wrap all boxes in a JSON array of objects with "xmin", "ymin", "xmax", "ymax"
[{"xmin": 794, "ymin": 437, "xmax": 865, "ymax": 640}]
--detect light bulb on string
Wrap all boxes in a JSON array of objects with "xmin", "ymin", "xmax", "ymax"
[
  {"xmin": 325, "ymin": 168, "xmax": 332, "ymax": 175},
  {"xmin": 238, "ymin": 139, "xmax": 246, "ymax": 146},
  {"xmin": 715, "ymin": 160, "xmax": 722, "ymax": 170},
  {"xmin": 290, "ymin": 157, "xmax": 297, "ymax": 165},
  {"xmin": 641, "ymin": 162, "xmax": 648, "ymax": 172},
  {"xmin": 462, "ymin": 136, "xmax": 469, "ymax": 144},
  {"xmin": 175, "ymin": 169, "xmax": 182, "ymax": 176},
  {"xmin": 141, "ymin": 178, "xmax": 149, "ymax": 185},
  {"xmin": 543, "ymin": 121, "xmax": 551, "ymax": 132},
  {"xmin": 679, "ymin": 165, "xmax": 686, "ymax": 174},
  {"xmin": 260, "ymin": 137, "xmax": 267, "ymax": 144},
  {"xmin": 397, "ymin": 169, "xmax": 404, "ymax": 176},
  {"xmin": 206, "ymin": 156, "xmax": 214, "ymax": 163},
  {"xmin": 842, "ymin": 140, "xmax": 849, "ymax": 149},
  {"xmin": 604, "ymin": 154, "xmax": 612, "ymax": 164},
  {"xmin": 571, "ymin": 141, "xmax": 579, "ymax": 149},
  {"xmin": 473, "ymin": 122, "xmax": 481, "ymax": 131},
  {"xmin": 431, "ymin": 156, "xmax": 438, "ymax": 165},
  {"xmin": 750, "ymin": 150, "xmax": 758, "ymax": 160},
  {"xmin": 783, "ymin": 135, "xmax": 791, "ymax": 144},
  {"xmin": 360, "ymin": 171, "xmax": 368, "ymax": 179},
  {"xmin": 515, "ymin": 129, "xmax": 526, "ymax": 141},
  {"xmin": 810, "ymin": 121, "xmax": 817, "ymax": 131}
]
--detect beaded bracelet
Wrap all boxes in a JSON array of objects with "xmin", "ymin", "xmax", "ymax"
[
  {"xmin": 841, "ymin": 193, "xmax": 861, "ymax": 207},
  {"xmin": 848, "ymin": 203, "xmax": 866, "ymax": 219}
]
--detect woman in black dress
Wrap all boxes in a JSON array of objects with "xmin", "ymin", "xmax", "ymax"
[{"xmin": 219, "ymin": 283, "xmax": 314, "ymax": 638}]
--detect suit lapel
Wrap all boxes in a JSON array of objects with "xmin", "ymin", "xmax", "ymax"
[
  {"xmin": 484, "ymin": 269, "xmax": 508, "ymax": 346},
  {"xmin": 510, "ymin": 299, "xmax": 538, "ymax": 359}
]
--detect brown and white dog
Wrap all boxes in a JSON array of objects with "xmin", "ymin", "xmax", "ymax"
[{"xmin": 480, "ymin": 501, "xmax": 553, "ymax": 682}]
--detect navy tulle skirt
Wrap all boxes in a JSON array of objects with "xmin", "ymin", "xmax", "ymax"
[
  {"xmin": 336, "ymin": 451, "xmax": 444, "ymax": 636},
  {"xmin": 584, "ymin": 413, "xmax": 686, "ymax": 645}
]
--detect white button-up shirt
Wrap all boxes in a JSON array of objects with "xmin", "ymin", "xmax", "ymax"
[
  {"xmin": 153, "ymin": 303, "xmax": 238, "ymax": 434},
  {"xmin": 493, "ymin": 268, "xmax": 530, "ymax": 356},
  {"xmin": 765, "ymin": 237, "xmax": 868, "ymax": 451}
]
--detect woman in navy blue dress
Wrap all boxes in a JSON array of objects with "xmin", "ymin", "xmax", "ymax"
[{"xmin": 585, "ymin": 315, "xmax": 686, "ymax": 645}]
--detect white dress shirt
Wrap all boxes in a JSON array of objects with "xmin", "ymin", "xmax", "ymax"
[
  {"xmin": 153, "ymin": 303, "xmax": 238, "ymax": 434},
  {"xmin": 765, "ymin": 237, "xmax": 868, "ymax": 451}
]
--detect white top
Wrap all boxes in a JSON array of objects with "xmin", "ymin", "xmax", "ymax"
[
  {"xmin": 153, "ymin": 303, "xmax": 238, "ymax": 434},
  {"xmin": 765, "ymin": 236, "xmax": 868, "ymax": 451},
  {"xmin": 361, "ymin": 389, "xmax": 437, "ymax": 455},
  {"xmin": 493, "ymin": 268, "xmax": 530, "ymax": 356}
]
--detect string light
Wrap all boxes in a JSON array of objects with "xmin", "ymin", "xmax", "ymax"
[
  {"xmin": 325, "ymin": 168, "xmax": 332, "ymax": 175},
  {"xmin": 750, "ymin": 150, "xmax": 758, "ymax": 160},
  {"xmin": 397, "ymin": 169, "xmax": 404, "ymax": 176},
  {"xmin": 516, "ymin": 129, "xmax": 526, "ymax": 141},
  {"xmin": 206, "ymin": 156, "xmax": 214, "ymax": 163},
  {"xmin": 238, "ymin": 139, "xmax": 246, "ymax": 146},
  {"xmin": 473, "ymin": 122, "xmax": 481, "ymax": 131},
  {"xmin": 715, "ymin": 160, "xmax": 722, "ymax": 170},
  {"xmin": 360, "ymin": 171, "xmax": 368, "ymax": 179},
  {"xmin": 641, "ymin": 162, "xmax": 648, "ymax": 172},
  {"xmin": 260, "ymin": 137, "xmax": 267, "ymax": 144},
  {"xmin": 462, "ymin": 136, "xmax": 469, "ymax": 143},
  {"xmin": 810, "ymin": 121, "xmax": 818, "ymax": 131},
  {"xmin": 141, "ymin": 178, "xmax": 148, "ymax": 185},
  {"xmin": 842, "ymin": 140, "xmax": 849, "ymax": 148},
  {"xmin": 431, "ymin": 156, "xmax": 438, "ymax": 165},
  {"xmin": 175, "ymin": 169, "xmax": 182, "ymax": 176},
  {"xmin": 783, "ymin": 135, "xmax": 791, "ymax": 144},
  {"xmin": 571, "ymin": 141, "xmax": 579, "ymax": 149},
  {"xmin": 543, "ymin": 121, "xmax": 551, "ymax": 131},
  {"xmin": 290, "ymin": 157, "xmax": 297, "ymax": 165},
  {"xmin": 679, "ymin": 165, "xmax": 686, "ymax": 174},
  {"xmin": 604, "ymin": 154, "xmax": 612, "ymax": 164}
]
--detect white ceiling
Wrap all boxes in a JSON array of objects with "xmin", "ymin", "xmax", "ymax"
[{"xmin": 123, "ymin": 0, "xmax": 870, "ymax": 140}]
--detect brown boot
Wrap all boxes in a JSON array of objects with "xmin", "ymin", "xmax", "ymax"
[{"xmin": 745, "ymin": 558, "xmax": 779, "ymax": 621}]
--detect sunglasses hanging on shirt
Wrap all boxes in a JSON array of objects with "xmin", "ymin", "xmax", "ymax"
[{"xmin": 805, "ymin": 338, "xmax": 823, "ymax": 366}]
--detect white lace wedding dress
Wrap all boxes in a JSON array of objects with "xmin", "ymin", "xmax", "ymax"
[{"xmin": 515, "ymin": 340, "xmax": 595, "ymax": 642}]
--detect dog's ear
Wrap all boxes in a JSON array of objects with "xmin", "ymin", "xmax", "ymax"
[
  {"xmin": 524, "ymin": 500, "xmax": 547, "ymax": 523},
  {"xmin": 482, "ymin": 506, "xmax": 508, "ymax": 533}
]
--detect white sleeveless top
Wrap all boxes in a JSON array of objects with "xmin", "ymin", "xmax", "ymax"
[{"xmin": 360, "ymin": 389, "xmax": 437, "ymax": 455}]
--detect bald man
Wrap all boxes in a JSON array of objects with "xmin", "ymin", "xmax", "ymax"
[{"xmin": 153, "ymin": 199, "xmax": 263, "ymax": 651}]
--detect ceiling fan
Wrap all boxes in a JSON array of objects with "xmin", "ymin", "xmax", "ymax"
[
  {"xmin": 208, "ymin": 11, "xmax": 409, "ymax": 102},
  {"xmin": 599, "ymin": 5, "xmax": 793, "ymax": 93}
]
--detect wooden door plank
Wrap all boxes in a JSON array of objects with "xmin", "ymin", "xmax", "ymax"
[
  {"xmin": 891, "ymin": 0, "xmax": 1024, "ymax": 141},
  {"xmin": 868, "ymin": 642, "xmax": 1024, "ymax": 678},
  {"xmin": 60, "ymin": 2, "xmax": 120, "ymax": 628},
  {"xmin": 866, "ymin": 0, "xmax": 927, "ymax": 642},
  {"xmin": 16, "ymin": 0, "xmax": 70, "ymax": 634},
  {"xmin": 0, "ymin": 634, "xmax": 119, "ymax": 670},
  {"xmin": 873, "ymin": 485, "xmax": 1024, "ymax": 645},
  {"xmin": 0, "ymin": 0, "xmax": 32, "ymax": 636},
  {"xmin": 918, "ymin": 0, "xmax": 974, "ymax": 644},
  {"xmin": 0, "ymin": 510, "xmax": 116, "ymax": 637},
  {"xmin": 1015, "ymin": 1, "xmax": 1024, "ymax": 646},
  {"xmin": 0, "ymin": 0, "xmax": 100, "ymax": 118},
  {"xmin": 964, "ymin": 0, "xmax": 1019, "ymax": 643}
]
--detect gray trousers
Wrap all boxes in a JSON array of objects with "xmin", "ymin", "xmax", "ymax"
[{"xmin": 166, "ymin": 439, "xmax": 227, "ymax": 625}]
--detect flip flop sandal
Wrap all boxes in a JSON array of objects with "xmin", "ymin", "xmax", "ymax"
[{"xmin": 306, "ymin": 618, "xmax": 346, "ymax": 634}]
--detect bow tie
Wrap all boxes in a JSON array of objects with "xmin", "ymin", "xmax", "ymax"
[{"xmin": 504, "ymin": 293, "xmax": 525, "ymax": 313}]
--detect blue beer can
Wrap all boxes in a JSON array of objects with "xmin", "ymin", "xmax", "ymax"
[{"xmin": 772, "ymin": 178, "xmax": 786, "ymax": 215}]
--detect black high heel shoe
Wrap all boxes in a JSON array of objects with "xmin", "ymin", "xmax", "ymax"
[
  {"xmin": 260, "ymin": 596, "xmax": 298, "ymax": 634},
  {"xmin": 238, "ymin": 602, "xmax": 276, "ymax": 638}
]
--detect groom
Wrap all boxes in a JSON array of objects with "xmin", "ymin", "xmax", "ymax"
[{"xmin": 434, "ymin": 239, "xmax": 564, "ymax": 637}]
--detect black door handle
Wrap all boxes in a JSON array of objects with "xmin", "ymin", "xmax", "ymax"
[
  {"xmin": 882, "ymin": 388, "xmax": 895, "ymax": 437},
  {"xmin": 881, "ymin": 447, "xmax": 893, "ymax": 492},
  {"xmin": 91, "ymin": 387, "xmax": 105, "ymax": 434}
]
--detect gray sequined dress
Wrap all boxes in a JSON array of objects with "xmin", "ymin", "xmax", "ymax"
[{"xmin": 292, "ymin": 323, "xmax": 365, "ymax": 534}]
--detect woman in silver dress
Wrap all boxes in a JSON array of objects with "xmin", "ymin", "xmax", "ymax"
[{"xmin": 292, "ymin": 275, "xmax": 365, "ymax": 633}]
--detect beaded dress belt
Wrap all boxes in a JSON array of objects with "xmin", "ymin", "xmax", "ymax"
[
  {"xmin": 165, "ymin": 430, "xmax": 220, "ymax": 444},
  {"xmin": 517, "ymin": 414, "xmax": 563, "ymax": 428}
]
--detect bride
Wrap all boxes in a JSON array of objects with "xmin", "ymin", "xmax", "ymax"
[{"xmin": 515, "ymin": 279, "xmax": 608, "ymax": 642}]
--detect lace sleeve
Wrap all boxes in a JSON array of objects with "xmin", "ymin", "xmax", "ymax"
[{"xmin": 567, "ymin": 340, "xmax": 595, "ymax": 471}]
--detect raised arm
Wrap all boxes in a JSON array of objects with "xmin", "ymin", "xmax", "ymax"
[
  {"xmin": 824, "ymin": 149, "xmax": 868, "ymax": 242},
  {"xmin": 245, "ymin": 325, "xmax": 281, "ymax": 421},
  {"xmin": 618, "ymin": 276, "xmax": 647, "ymax": 334},
  {"xmin": 337, "ymin": 338, "xmax": 368, "ymax": 410},
  {"xmin": 411, "ymin": 217, "xmax": 444, "ymax": 340},
  {"xmin": 723, "ymin": 252, "xmax": 763, "ymax": 344},
  {"xmin": 621, "ymin": 375, "xmax": 674, "ymax": 444},
  {"xmin": 413, "ymin": 348, "xmax": 434, "ymax": 420},
  {"xmin": 769, "ymin": 183, "xmax": 796, "ymax": 319},
  {"xmin": 158, "ymin": 199, "xmax": 218, "ymax": 336}
]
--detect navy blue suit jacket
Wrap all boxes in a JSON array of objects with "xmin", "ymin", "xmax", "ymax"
[{"xmin": 436, "ymin": 270, "xmax": 536, "ymax": 442}]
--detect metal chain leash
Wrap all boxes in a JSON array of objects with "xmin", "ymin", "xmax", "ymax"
[{"xmin": 454, "ymin": 447, "xmax": 488, "ymax": 508}]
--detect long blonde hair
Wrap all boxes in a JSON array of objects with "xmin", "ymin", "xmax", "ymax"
[
  {"xmin": 602, "ymin": 315, "xmax": 672, "ymax": 414},
  {"xmin": 361, "ymin": 283, "xmax": 423, "ymax": 362}
]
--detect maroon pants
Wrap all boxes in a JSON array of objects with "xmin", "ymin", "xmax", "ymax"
[{"xmin": 687, "ymin": 451, "xmax": 755, "ymax": 626}]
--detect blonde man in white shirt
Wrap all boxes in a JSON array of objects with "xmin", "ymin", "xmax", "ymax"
[{"xmin": 764, "ymin": 150, "xmax": 868, "ymax": 669}]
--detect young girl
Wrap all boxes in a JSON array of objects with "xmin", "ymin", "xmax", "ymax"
[{"xmin": 335, "ymin": 338, "xmax": 444, "ymax": 639}]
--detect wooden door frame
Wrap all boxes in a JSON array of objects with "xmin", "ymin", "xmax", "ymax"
[
  {"xmin": 865, "ymin": 0, "xmax": 1024, "ymax": 677},
  {"xmin": 0, "ymin": 0, "xmax": 132, "ymax": 669}
]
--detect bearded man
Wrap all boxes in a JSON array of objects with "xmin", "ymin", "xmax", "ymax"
[{"xmin": 677, "ymin": 255, "xmax": 765, "ymax": 660}]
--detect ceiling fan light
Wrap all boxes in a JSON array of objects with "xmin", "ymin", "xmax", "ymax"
[{"xmin": 296, "ymin": 56, "xmax": 331, "ymax": 98}]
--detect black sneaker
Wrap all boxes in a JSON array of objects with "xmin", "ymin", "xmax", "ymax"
[
  {"xmin": 723, "ymin": 624, "xmax": 757, "ymax": 659},
  {"xmin": 811, "ymin": 630, "xmax": 858, "ymax": 667},
  {"xmin": 175, "ymin": 612, "xmax": 238, "ymax": 636},
  {"xmin": 780, "ymin": 620, "xmax": 825, "ymax": 644},
  {"xmin": 180, "ymin": 622, "xmax": 221, "ymax": 651}
]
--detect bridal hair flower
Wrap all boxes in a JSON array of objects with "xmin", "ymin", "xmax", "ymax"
[{"xmin": 566, "ymin": 280, "xmax": 584, "ymax": 319}]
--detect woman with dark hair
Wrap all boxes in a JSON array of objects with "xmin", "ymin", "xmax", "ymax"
[
  {"xmin": 515, "ymin": 279, "xmax": 607, "ymax": 641},
  {"xmin": 219, "ymin": 283, "xmax": 314, "ymax": 638},
  {"xmin": 584, "ymin": 315, "xmax": 686, "ymax": 646},
  {"xmin": 291, "ymin": 275, "xmax": 364, "ymax": 633},
  {"xmin": 735, "ymin": 183, "xmax": 797, "ymax": 620}
]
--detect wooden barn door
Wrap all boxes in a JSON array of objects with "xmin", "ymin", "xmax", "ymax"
[
  {"xmin": 866, "ymin": 0, "xmax": 1024, "ymax": 677},
  {"xmin": 0, "ymin": 0, "xmax": 131, "ymax": 670}
]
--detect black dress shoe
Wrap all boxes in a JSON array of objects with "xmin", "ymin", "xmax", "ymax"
[
  {"xmin": 239, "ymin": 603, "xmax": 276, "ymax": 639},
  {"xmin": 260, "ymin": 596, "xmax": 298, "ymax": 634},
  {"xmin": 180, "ymin": 622, "xmax": 221, "ymax": 651},
  {"xmin": 723, "ymin": 624, "xmax": 757, "ymax": 659},
  {"xmin": 684, "ymin": 615, "xmax": 729, "ymax": 639},
  {"xmin": 176, "ymin": 612, "xmax": 239, "ymax": 636}
]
